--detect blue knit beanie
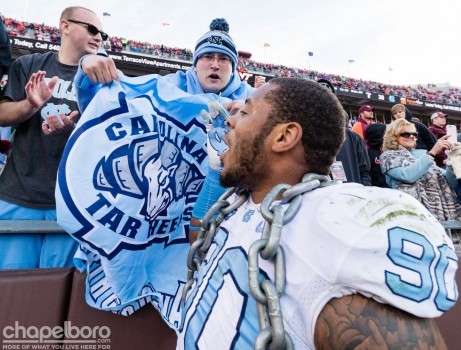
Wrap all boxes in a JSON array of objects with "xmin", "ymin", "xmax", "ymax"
[{"xmin": 193, "ymin": 18, "xmax": 238, "ymax": 70}]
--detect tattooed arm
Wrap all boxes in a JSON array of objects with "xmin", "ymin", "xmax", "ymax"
[{"xmin": 314, "ymin": 293, "xmax": 447, "ymax": 350}]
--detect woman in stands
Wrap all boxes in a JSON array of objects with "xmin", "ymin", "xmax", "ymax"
[{"xmin": 380, "ymin": 119, "xmax": 461, "ymax": 221}]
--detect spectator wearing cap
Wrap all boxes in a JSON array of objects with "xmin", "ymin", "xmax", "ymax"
[
  {"xmin": 351, "ymin": 104, "xmax": 375, "ymax": 140},
  {"xmin": 429, "ymin": 111, "xmax": 448, "ymax": 139},
  {"xmin": 78, "ymin": 18, "xmax": 253, "ymax": 103},
  {"xmin": 391, "ymin": 104, "xmax": 436, "ymax": 152},
  {"xmin": 429, "ymin": 111, "xmax": 448, "ymax": 167}
]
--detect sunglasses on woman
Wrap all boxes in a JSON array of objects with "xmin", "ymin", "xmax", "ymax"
[
  {"xmin": 67, "ymin": 19, "xmax": 109, "ymax": 41},
  {"xmin": 399, "ymin": 132, "xmax": 418, "ymax": 138}
]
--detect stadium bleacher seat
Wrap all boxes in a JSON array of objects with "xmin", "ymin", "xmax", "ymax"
[{"xmin": 0, "ymin": 268, "xmax": 177, "ymax": 349}]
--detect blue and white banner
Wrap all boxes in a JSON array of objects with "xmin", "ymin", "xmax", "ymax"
[{"xmin": 56, "ymin": 73, "xmax": 228, "ymax": 326}]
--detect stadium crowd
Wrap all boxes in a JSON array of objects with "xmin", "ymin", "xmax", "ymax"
[
  {"xmin": 4, "ymin": 16, "xmax": 461, "ymax": 107},
  {"xmin": 0, "ymin": 9, "xmax": 459, "ymax": 349}
]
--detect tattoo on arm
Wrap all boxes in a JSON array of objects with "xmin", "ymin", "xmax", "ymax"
[{"xmin": 314, "ymin": 294, "xmax": 447, "ymax": 350}]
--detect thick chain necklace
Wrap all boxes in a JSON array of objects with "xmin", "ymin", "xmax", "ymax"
[{"xmin": 182, "ymin": 173, "xmax": 340, "ymax": 349}]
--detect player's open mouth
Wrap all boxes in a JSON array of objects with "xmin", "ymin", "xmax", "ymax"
[{"xmin": 220, "ymin": 135, "xmax": 230, "ymax": 161}]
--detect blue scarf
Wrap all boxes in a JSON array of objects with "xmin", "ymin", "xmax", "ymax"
[{"xmin": 165, "ymin": 66, "xmax": 252, "ymax": 98}]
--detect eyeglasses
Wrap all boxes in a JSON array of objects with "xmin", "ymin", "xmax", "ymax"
[
  {"xmin": 399, "ymin": 132, "xmax": 418, "ymax": 138},
  {"xmin": 67, "ymin": 19, "xmax": 108, "ymax": 41},
  {"xmin": 199, "ymin": 54, "xmax": 232, "ymax": 65}
]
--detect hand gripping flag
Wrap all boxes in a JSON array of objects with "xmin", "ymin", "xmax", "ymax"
[{"xmin": 56, "ymin": 72, "xmax": 233, "ymax": 327}]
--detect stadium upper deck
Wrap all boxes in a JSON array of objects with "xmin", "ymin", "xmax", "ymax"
[{"xmin": 8, "ymin": 34, "xmax": 461, "ymax": 125}]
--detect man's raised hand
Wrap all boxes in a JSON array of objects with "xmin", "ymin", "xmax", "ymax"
[{"xmin": 25, "ymin": 71, "xmax": 58, "ymax": 110}]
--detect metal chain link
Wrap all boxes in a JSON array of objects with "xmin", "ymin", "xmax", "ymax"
[
  {"xmin": 182, "ymin": 173, "xmax": 340, "ymax": 349},
  {"xmin": 181, "ymin": 187, "xmax": 249, "ymax": 305}
]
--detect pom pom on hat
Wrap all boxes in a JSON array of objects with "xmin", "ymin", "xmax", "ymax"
[
  {"xmin": 209, "ymin": 18, "xmax": 229, "ymax": 33},
  {"xmin": 193, "ymin": 18, "xmax": 238, "ymax": 70}
]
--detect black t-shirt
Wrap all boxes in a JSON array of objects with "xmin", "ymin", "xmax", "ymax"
[{"xmin": 0, "ymin": 52, "xmax": 78, "ymax": 209}]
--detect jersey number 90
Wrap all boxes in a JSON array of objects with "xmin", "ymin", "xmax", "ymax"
[{"xmin": 385, "ymin": 227, "xmax": 458, "ymax": 312}]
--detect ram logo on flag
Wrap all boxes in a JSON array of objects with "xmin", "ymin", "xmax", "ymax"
[
  {"xmin": 56, "ymin": 73, "xmax": 220, "ymax": 323},
  {"xmin": 58, "ymin": 89, "xmax": 207, "ymax": 256}
]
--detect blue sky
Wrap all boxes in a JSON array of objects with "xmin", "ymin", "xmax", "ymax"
[{"xmin": 2, "ymin": 0, "xmax": 460, "ymax": 87}]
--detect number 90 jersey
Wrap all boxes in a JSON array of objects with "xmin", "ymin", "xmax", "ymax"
[{"xmin": 177, "ymin": 183, "xmax": 458, "ymax": 349}]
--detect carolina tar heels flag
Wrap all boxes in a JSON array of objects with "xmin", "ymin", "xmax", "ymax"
[{"xmin": 56, "ymin": 72, "xmax": 232, "ymax": 326}]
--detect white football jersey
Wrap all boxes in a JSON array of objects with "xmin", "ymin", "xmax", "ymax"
[{"xmin": 177, "ymin": 183, "xmax": 458, "ymax": 349}]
